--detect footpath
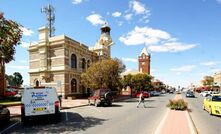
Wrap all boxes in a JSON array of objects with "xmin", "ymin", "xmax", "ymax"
[
  {"xmin": 155, "ymin": 94, "xmax": 197, "ymax": 134},
  {"xmin": 7, "ymin": 95, "xmax": 130, "ymax": 118}
]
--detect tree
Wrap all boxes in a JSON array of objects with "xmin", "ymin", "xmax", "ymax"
[
  {"xmin": 6, "ymin": 72, "xmax": 23, "ymax": 87},
  {"xmin": 81, "ymin": 59, "xmax": 125, "ymax": 91},
  {"xmin": 0, "ymin": 12, "xmax": 22, "ymax": 96},
  {"xmin": 121, "ymin": 73, "xmax": 153, "ymax": 92},
  {"xmin": 202, "ymin": 76, "xmax": 214, "ymax": 89}
]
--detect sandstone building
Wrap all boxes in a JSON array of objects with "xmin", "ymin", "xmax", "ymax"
[{"xmin": 29, "ymin": 22, "xmax": 113, "ymax": 98}]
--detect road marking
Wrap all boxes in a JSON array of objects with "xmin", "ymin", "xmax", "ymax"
[
  {"xmin": 0, "ymin": 122, "xmax": 19, "ymax": 134},
  {"xmin": 65, "ymin": 110, "xmax": 68, "ymax": 121},
  {"xmin": 154, "ymin": 109, "xmax": 169, "ymax": 134},
  {"xmin": 185, "ymin": 111, "xmax": 197, "ymax": 134}
]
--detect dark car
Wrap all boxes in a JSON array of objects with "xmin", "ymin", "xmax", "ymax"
[
  {"xmin": 135, "ymin": 91, "xmax": 150, "ymax": 98},
  {"xmin": 88, "ymin": 89, "xmax": 113, "ymax": 107},
  {"xmin": 186, "ymin": 91, "xmax": 195, "ymax": 98},
  {"xmin": 0, "ymin": 105, "xmax": 10, "ymax": 125}
]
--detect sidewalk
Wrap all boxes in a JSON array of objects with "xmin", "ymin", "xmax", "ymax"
[{"xmin": 155, "ymin": 94, "xmax": 197, "ymax": 134}]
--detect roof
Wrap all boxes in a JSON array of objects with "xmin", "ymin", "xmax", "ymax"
[{"xmin": 140, "ymin": 47, "xmax": 149, "ymax": 56}]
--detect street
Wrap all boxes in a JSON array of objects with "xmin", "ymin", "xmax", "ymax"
[
  {"xmin": 4, "ymin": 94, "xmax": 173, "ymax": 134},
  {"xmin": 184, "ymin": 93, "xmax": 221, "ymax": 134}
]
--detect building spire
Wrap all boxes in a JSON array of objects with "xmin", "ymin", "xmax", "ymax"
[{"xmin": 140, "ymin": 47, "xmax": 149, "ymax": 56}]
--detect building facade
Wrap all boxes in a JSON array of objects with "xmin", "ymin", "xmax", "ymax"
[
  {"xmin": 214, "ymin": 71, "xmax": 221, "ymax": 86},
  {"xmin": 138, "ymin": 47, "xmax": 151, "ymax": 74},
  {"xmin": 29, "ymin": 23, "xmax": 113, "ymax": 98}
]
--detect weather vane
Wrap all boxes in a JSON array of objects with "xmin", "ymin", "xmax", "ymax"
[{"xmin": 41, "ymin": 4, "xmax": 55, "ymax": 37}]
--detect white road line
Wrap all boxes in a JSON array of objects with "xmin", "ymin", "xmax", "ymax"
[
  {"xmin": 65, "ymin": 110, "xmax": 68, "ymax": 121},
  {"xmin": 154, "ymin": 109, "xmax": 169, "ymax": 134},
  {"xmin": 185, "ymin": 111, "xmax": 197, "ymax": 134},
  {"xmin": 0, "ymin": 122, "xmax": 19, "ymax": 134}
]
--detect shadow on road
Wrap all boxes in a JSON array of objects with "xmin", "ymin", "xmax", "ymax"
[{"xmin": 10, "ymin": 112, "xmax": 107, "ymax": 133}]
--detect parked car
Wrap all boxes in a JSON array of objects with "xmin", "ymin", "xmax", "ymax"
[
  {"xmin": 149, "ymin": 91, "xmax": 161, "ymax": 96},
  {"xmin": 4, "ymin": 91, "xmax": 16, "ymax": 97},
  {"xmin": 203, "ymin": 94, "xmax": 221, "ymax": 116},
  {"xmin": 186, "ymin": 91, "xmax": 195, "ymax": 98},
  {"xmin": 200, "ymin": 91, "xmax": 211, "ymax": 97},
  {"xmin": 21, "ymin": 87, "xmax": 61, "ymax": 124},
  {"xmin": 88, "ymin": 89, "xmax": 113, "ymax": 107},
  {"xmin": 135, "ymin": 91, "xmax": 150, "ymax": 98},
  {"xmin": 0, "ymin": 105, "xmax": 10, "ymax": 125}
]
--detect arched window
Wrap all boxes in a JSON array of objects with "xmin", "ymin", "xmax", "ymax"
[
  {"xmin": 71, "ymin": 78, "xmax": 77, "ymax": 93},
  {"xmin": 87, "ymin": 60, "xmax": 90, "ymax": 68},
  {"xmin": 35, "ymin": 80, "xmax": 39, "ymax": 87},
  {"xmin": 82, "ymin": 58, "xmax": 86, "ymax": 69},
  {"xmin": 71, "ymin": 54, "xmax": 77, "ymax": 68}
]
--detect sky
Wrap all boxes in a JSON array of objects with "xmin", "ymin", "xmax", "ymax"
[{"xmin": 1, "ymin": 0, "xmax": 221, "ymax": 87}]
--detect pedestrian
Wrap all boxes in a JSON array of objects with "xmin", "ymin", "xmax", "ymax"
[{"xmin": 137, "ymin": 91, "xmax": 146, "ymax": 108}]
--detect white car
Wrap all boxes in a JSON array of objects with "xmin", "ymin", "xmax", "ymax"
[
  {"xmin": 200, "ymin": 91, "xmax": 211, "ymax": 97},
  {"xmin": 21, "ymin": 87, "xmax": 61, "ymax": 124}
]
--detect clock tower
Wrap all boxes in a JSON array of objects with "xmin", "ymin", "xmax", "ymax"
[{"xmin": 138, "ymin": 47, "xmax": 151, "ymax": 74}]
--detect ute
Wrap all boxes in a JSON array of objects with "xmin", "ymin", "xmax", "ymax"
[{"xmin": 88, "ymin": 89, "xmax": 113, "ymax": 107}]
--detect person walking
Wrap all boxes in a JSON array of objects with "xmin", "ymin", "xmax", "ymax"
[{"xmin": 137, "ymin": 91, "xmax": 146, "ymax": 108}]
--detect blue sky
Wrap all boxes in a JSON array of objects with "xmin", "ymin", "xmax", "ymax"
[{"xmin": 1, "ymin": 0, "xmax": 221, "ymax": 87}]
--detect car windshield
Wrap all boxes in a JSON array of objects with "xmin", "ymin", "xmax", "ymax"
[{"xmin": 212, "ymin": 96, "xmax": 221, "ymax": 102}]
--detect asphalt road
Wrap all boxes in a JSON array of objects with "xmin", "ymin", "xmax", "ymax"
[
  {"xmin": 4, "ymin": 94, "xmax": 174, "ymax": 134},
  {"xmin": 184, "ymin": 93, "xmax": 221, "ymax": 134}
]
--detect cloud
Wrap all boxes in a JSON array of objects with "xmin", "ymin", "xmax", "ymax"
[
  {"xmin": 124, "ymin": 14, "xmax": 133, "ymax": 21},
  {"xmin": 7, "ymin": 65, "xmax": 29, "ymax": 70},
  {"xmin": 122, "ymin": 57, "xmax": 137, "ymax": 62},
  {"xmin": 119, "ymin": 26, "xmax": 170, "ymax": 45},
  {"xmin": 112, "ymin": 12, "xmax": 121, "ymax": 17},
  {"xmin": 86, "ymin": 14, "xmax": 105, "ymax": 26},
  {"xmin": 127, "ymin": 0, "xmax": 150, "ymax": 23},
  {"xmin": 20, "ymin": 27, "xmax": 34, "ymax": 36},
  {"xmin": 129, "ymin": 1, "xmax": 147, "ymax": 14},
  {"xmin": 148, "ymin": 42, "xmax": 197, "ymax": 52},
  {"xmin": 20, "ymin": 41, "xmax": 30, "ymax": 48},
  {"xmin": 119, "ymin": 26, "xmax": 197, "ymax": 52},
  {"xmin": 170, "ymin": 65, "xmax": 196, "ymax": 72},
  {"xmin": 200, "ymin": 61, "xmax": 217, "ymax": 66},
  {"xmin": 72, "ymin": 0, "xmax": 82, "ymax": 4}
]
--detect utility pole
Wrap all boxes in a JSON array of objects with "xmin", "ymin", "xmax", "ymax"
[{"xmin": 41, "ymin": 4, "xmax": 55, "ymax": 37}]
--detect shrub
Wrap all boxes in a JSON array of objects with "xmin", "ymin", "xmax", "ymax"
[{"xmin": 167, "ymin": 99, "xmax": 188, "ymax": 110}]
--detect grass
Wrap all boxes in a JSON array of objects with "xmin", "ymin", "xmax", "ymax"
[{"xmin": 167, "ymin": 99, "xmax": 188, "ymax": 111}]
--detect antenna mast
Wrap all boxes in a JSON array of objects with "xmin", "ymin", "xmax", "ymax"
[{"xmin": 41, "ymin": 4, "xmax": 55, "ymax": 37}]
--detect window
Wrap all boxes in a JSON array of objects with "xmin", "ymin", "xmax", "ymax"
[
  {"xmin": 71, "ymin": 54, "xmax": 77, "ymax": 68},
  {"xmin": 87, "ymin": 60, "xmax": 90, "ymax": 68},
  {"xmin": 82, "ymin": 58, "xmax": 86, "ymax": 69},
  {"xmin": 71, "ymin": 78, "xmax": 77, "ymax": 93}
]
